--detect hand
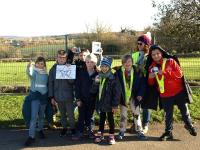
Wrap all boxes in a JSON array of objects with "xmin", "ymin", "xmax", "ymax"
[
  {"xmin": 136, "ymin": 96, "xmax": 143, "ymax": 101},
  {"xmin": 95, "ymin": 75, "xmax": 100, "ymax": 83},
  {"xmin": 77, "ymin": 101, "xmax": 82, "ymax": 107},
  {"xmin": 149, "ymin": 72, "xmax": 155, "ymax": 78},
  {"xmin": 66, "ymin": 64, "xmax": 71, "ymax": 67},
  {"xmin": 51, "ymin": 98, "xmax": 57, "ymax": 106},
  {"xmin": 158, "ymin": 70, "xmax": 163, "ymax": 75},
  {"xmin": 112, "ymin": 107, "xmax": 118, "ymax": 113},
  {"xmin": 27, "ymin": 61, "xmax": 34, "ymax": 68}
]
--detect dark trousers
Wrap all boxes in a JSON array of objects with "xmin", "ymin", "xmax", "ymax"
[
  {"xmin": 77, "ymin": 102, "xmax": 95, "ymax": 133},
  {"xmin": 99, "ymin": 112, "xmax": 115, "ymax": 134},
  {"xmin": 161, "ymin": 91, "xmax": 192, "ymax": 132}
]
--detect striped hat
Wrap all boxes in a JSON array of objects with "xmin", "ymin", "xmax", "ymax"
[{"xmin": 100, "ymin": 57, "xmax": 112, "ymax": 68}]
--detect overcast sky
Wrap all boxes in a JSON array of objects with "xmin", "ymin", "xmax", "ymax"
[{"xmin": 0, "ymin": 0, "xmax": 168, "ymax": 36}]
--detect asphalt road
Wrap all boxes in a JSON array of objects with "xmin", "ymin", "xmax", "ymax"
[{"xmin": 0, "ymin": 123, "xmax": 199, "ymax": 150}]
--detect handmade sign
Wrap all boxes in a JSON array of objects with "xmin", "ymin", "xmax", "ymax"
[
  {"xmin": 56, "ymin": 65, "xmax": 76, "ymax": 79},
  {"xmin": 92, "ymin": 42, "xmax": 102, "ymax": 54}
]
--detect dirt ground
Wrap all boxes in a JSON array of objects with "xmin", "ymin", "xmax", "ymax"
[{"xmin": 0, "ymin": 123, "xmax": 199, "ymax": 150}]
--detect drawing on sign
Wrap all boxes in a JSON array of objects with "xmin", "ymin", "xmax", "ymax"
[{"xmin": 56, "ymin": 65, "xmax": 76, "ymax": 79}]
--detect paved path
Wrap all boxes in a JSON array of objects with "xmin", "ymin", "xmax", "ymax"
[{"xmin": 0, "ymin": 123, "xmax": 199, "ymax": 150}]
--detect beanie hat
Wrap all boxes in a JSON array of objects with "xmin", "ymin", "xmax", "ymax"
[
  {"xmin": 137, "ymin": 34, "xmax": 151, "ymax": 45},
  {"xmin": 100, "ymin": 57, "xmax": 112, "ymax": 68}
]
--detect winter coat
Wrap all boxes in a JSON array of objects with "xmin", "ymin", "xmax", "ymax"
[
  {"xmin": 48, "ymin": 64, "xmax": 75, "ymax": 101},
  {"xmin": 91, "ymin": 72, "xmax": 121, "ymax": 112},
  {"xmin": 115, "ymin": 66, "xmax": 146, "ymax": 107},
  {"xmin": 75, "ymin": 70, "xmax": 98, "ymax": 104}
]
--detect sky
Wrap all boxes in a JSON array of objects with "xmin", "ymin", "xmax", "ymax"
[{"xmin": 0, "ymin": 0, "xmax": 168, "ymax": 36}]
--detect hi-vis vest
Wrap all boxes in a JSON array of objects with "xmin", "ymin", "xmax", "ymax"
[
  {"xmin": 132, "ymin": 51, "xmax": 140, "ymax": 66},
  {"xmin": 155, "ymin": 59, "xmax": 167, "ymax": 94},
  {"xmin": 121, "ymin": 67, "xmax": 134, "ymax": 105}
]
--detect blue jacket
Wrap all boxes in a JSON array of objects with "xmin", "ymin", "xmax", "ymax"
[
  {"xmin": 115, "ymin": 66, "xmax": 146, "ymax": 107},
  {"xmin": 26, "ymin": 66, "xmax": 48, "ymax": 95}
]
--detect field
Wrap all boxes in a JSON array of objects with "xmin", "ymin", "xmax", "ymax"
[
  {"xmin": 0, "ymin": 88, "xmax": 200, "ymax": 128},
  {"xmin": 0, "ymin": 57, "xmax": 200, "ymax": 86}
]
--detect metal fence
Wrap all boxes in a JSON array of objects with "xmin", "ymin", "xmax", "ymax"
[{"xmin": 0, "ymin": 35, "xmax": 200, "ymax": 88}]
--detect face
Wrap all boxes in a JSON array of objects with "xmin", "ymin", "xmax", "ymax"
[
  {"xmin": 35, "ymin": 61, "xmax": 45, "ymax": 69},
  {"xmin": 151, "ymin": 49, "xmax": 162, "ymax": 63},
  {"xmin": 137, "ymin": 41, "xmax": 145, "ymax": 51},
  {"xmin": 123, "ymin": 58, "xmax": 133, "ymax": 71},
  {"xmin": 100, "ymin": 65, "xmax": 110, "ymax": 73},
  {"xmin": 57, "ymin": 54, "xmax": 67, "ymax": 65},
  {"xmin": 86, "ymin": 59, "xmax": 96, "ymax": 70},
  {"xmin": 79, "ymin": 52, "xmax": 88, "ymax": 62}
]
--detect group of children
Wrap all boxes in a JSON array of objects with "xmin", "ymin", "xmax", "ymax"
[{"xmin": 23, "ymin": 34, "xmax": 197, "ymax": 147}]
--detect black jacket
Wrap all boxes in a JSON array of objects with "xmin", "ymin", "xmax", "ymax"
[
  {"xmin": 115, "ymin": 66, "xmax": 146, "ymax": 107},
  {"xmin": 91, "ymin": 73, "xmax": 121, "ymax": 112},
  {"xmin": 75, "ymin": 70, "xmax": 98, "ymax": 104}
]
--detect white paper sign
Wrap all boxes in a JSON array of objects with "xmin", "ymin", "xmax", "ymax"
[
  {"xmin": 92, "ymin": 41, "xmax": 102, "ymax": 54},
  {"xmin": 56, "ymin": 65, "xmax": 76, "ymax": 79}
]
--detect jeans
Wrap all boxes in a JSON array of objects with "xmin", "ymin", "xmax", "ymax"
[
  {"xmin": 29, "ymin": 99, "xmax": 46, "ymax": 138},
  {"xmin": 161, "ymin": 91, "xmax": 193, "ymax": 132},
  {"xmin": 142, "ymin": 109, "xmax": 151, "ymax": 126}
]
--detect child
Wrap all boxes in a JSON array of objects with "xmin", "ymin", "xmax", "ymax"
[
  {"xmin": 72, "ymin": 53, "xmax": 98, "ymax": 140},
  {"xmin": 24, "ymin": 56, "xmax": 48, "ymax": 146},
  {"xmin": 74, "ymin": 48, "xmax": 90, "ymax": 72},
  {"xmin": 94, "ymin": 57, "xmax": 120, "ymax": 145},
  {"xmin": 48, "ymin": 50, "xmax": 76, "ymax": 137},
  {"xmin": 115, "ymin": 54, "xmax": 147, "ymax": 140},
  {"xmin": 147, "ymin": 45, "xmax": 197, "ymax": 141}
]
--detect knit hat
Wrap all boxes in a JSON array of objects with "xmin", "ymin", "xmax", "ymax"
[
  {"xmin": 137, "ymin": 34, "xmax": 151, "ymax": 45},
  {"xmin": 100, "ymin": 57, "xmax": 112, "ymax": 68}
]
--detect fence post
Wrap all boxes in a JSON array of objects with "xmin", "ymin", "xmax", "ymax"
[{"xmin": 64, "ymin": 34, "xmax": 68, "ymax": 52}]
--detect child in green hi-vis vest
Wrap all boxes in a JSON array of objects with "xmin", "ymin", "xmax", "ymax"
[
  {"xmin": 115, "ymin": 54, "xmax": 147, "ymax": 140},
  {"xmin": 93, "ymin": 57, "xmax": 120, "ymax": 145}
]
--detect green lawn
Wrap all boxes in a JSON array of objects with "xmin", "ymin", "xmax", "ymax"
[
  {"xmin": 0, "ymin": 88, "xmax": 200, "ymax": 128},
  {"xmin": 0, "ymin": 58, "xmax": 200, "ymax": 86}
]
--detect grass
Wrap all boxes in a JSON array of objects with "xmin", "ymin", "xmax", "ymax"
[
  {"xmin": 0, "ymin": 88, "xmax": 200, "ymax": 128},
  {"xmin": 0, "ymin": 58, "xmax": 200, "ymax": 86}
]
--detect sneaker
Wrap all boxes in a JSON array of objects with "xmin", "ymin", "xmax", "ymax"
[
  {"xmin": 137, "ymin": 131, "xmax": 148, "ymax": 140},
  {"xmin": 38, "ymin": 130, "xmax": 45, "ymax": 139},
  {"xmin": 94, "ymin": 132, "xmax": 104, "ymax": 143},
  {"xmin": 108, "ymin": 134, "xmax": 116, "ymax": 145},
  {"xmin": 60, "ymin": 128, "xmax": 67, "ymax": 137},
  {"xmin": 24, "ymin": 137, "xmax": 35, "ymax": 147},
  {"xmin": 143, "ymin": 125, "xmax": 148, "ymax": 134},
  {"xmin": 184, "ymin": 125, "xmax": 197, "ymax": 136},
  {"xmin": 118, "ymin": 131, "xmax": 125, "ymax": 140},
  {"xmin": 159, "ymin": 132, "xmax": 173, "ymax": 141}
]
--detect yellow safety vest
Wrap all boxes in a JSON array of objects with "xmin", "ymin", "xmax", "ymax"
[
  {"xmin": 99, "ymin": 78, "xmax": 106, "ymax": 100},
  {"xmin": 132, "ymin": 51, "xmax": 140, "ymax": 66},
  {"xmin": 132, "ymin": 51, "xmax": 147, "ymax": 76},
  {"xmin": 155, "ymin": 59, "xmax": 167, "ymax": 94},
  {"xmin": 121, "ymin": 67, "xmax": 134, "ymax": 105}
]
